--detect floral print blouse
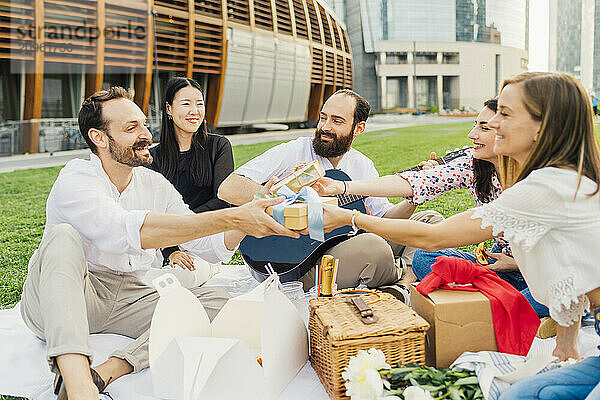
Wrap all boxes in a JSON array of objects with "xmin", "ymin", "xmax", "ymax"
[{"xmin": 398, "ymin": 148, "xmax": 510, "ymax": 252}]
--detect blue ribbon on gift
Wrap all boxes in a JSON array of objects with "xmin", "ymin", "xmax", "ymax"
[{"xmin": 272, "ymin": 185, "xmax": 325, "ymax": 242}]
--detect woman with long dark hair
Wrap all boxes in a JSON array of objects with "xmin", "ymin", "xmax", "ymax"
[{"xmin": 148, "ymin": 77, "xmax": 233, "ymax": 269}]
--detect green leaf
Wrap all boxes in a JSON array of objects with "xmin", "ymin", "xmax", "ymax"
[
  {"xmin": 418, "ymin": 384, "xmax": 445, "ymax": 392},
  {"xmin": 452, "ymin": 376, "xmax": 479, "ymax": 386},
  {"xmin": 448, "ymin": 386, "xmax": 464, "ymax": 400}
]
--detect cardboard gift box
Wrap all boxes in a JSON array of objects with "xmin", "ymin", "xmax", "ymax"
[
  {"xmin": 266, "ymin": 196, "xmax": 338, "ymax": 230},
  {"xmin": 309, "ymin": 292, "xmax": 429, "ymax": 400},
  {"xmin": 409, "ymin": 284, "xmax": 498, "ymax": 368}
]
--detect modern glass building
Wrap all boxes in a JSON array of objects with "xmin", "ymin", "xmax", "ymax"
[
  {"xmin": 548, "ymin": 0, "xmax": 599, "ymax": 94},
  {"xmin": 323, "ymin": 0, "xmax": 529, "ymax": 111},
  {"xmin": 0, "ymin": 0, "xmax": 352, "ymax": 154}
]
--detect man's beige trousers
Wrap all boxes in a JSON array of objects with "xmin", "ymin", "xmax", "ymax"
[{"xmin": 20, "ymin": 223, "xmax": 230, "ymax": 373}]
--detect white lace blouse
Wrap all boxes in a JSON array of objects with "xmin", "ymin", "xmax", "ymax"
[{"xmin": 471, "ymin": 167, "xmax": 600, "ymax": 326}]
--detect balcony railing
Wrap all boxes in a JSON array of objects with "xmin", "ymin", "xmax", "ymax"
[{"xmin": 0, "ymin": 118, "xmax": 161, "ymax": 157}]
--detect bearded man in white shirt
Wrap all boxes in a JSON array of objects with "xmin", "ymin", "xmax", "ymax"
[
  {"xmin": 19, "ymin": 87, "xmax": 299, "ymax": 400},
  {"xmin": 218, "ymin": 89, "xmax": 443, "ymax": 293}
]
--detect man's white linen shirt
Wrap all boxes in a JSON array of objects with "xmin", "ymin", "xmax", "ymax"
[
  {"xmin": 234, "ymin": 136, "xmax": 393, "ymax": 217},
  {"xmin": 40, "ymin": 153, "xmax": 233, "ymax": 274}
]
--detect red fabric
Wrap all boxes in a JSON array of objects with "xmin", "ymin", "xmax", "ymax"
[{"xmin": 416, "ymin": 256, "xmax": 539, "ymax": 356}]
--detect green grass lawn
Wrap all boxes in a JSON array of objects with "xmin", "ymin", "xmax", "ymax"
[{"xmin": 0, "ymin": 121, "xmax": 475, "ymax": 310}]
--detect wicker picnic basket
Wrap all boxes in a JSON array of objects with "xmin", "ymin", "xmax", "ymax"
[{"xmin": 309, "ymin": 292, "xmax": 430, "ymax": 400}]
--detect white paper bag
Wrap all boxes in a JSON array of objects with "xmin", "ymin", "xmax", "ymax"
[{"xmin": 149, "ymin": 273, "xmax": 309, "ymax": 399}]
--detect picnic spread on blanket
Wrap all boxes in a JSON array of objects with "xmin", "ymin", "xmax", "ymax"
[
  {"xmin": 4, "ymin": 157, "xmax": 600, "ymax": 400},
  {"xmin": 113, "ymin": 257, "xmax": 600, "ymax": 399}
]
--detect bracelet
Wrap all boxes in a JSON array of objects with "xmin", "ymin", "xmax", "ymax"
[
  {"xmin": 342, "ymin": 181, "xmax": 348, "ymax": 195},
  {"xmin": 351, "ymin": 210, "xmax": 361, "ymax": 233}
]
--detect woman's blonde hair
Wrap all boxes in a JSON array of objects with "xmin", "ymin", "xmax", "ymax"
[{"xmin": 497, "ymin": 72, "xmax": 600, "ymax": 195}]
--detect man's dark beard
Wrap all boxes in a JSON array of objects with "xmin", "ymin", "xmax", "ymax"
[
  {"xmin": 312, "ymin": 129, "xmax": 354, "ymax": 158},
  {"xmin": 107, "ymin": 134, "xmax": 153, "ymax": 167}
]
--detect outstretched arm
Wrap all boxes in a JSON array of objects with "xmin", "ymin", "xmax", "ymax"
[
  {"xmin": 219, "ymin": 173, "xmax": 264, "ymax": 205},
  {"xmin": 313, "ymin": 174, "xmax": 414, "ymax": 198},
  {"xmin": 140, "ymin": 197, "xmax": 298, "ymax": 249},
  {"xmin": 323, "ymin": 205, "xmax": 493, "ymax": 251}
]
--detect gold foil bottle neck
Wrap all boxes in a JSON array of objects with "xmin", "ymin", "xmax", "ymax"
[{"xmin": 320, "ymin": 255, "xmax": 335, "ymax": 297}]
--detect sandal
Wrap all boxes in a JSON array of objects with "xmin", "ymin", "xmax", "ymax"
[
  {"xmin": 54, "ymin": 367, "xmax": 114, "ymax": 400},
  {"xmin": 379, "ymin": 284, "xmax": 411, "ymax": 306}
]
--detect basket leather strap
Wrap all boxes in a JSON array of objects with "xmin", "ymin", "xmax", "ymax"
[{"xmin": 349, "ymin": 296, "xmax": 378, "ymax": 324}]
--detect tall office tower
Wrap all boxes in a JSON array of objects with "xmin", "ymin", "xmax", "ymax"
[
  {"xmin": 548, "ymin": 0, "xmax": 600, "ymax": 93},
  {"xmin": 321, "ymin": 0, "xmax": 529, "ymax": 111}
]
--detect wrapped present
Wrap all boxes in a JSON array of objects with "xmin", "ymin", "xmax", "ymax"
[
  {"xmin": 309, "ymin": 292, "xmax": 429, "ymax": 400},
  {"xmin": 265, "ymin": 196, "xmax": 338, "ymax": 230},
  {"xmin": 270, "ymin": 160, "xmax": 325, "ymax": 194}
]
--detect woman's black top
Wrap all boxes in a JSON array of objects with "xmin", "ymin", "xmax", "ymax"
[{"xmin": 147, "ymin": 133, "xmax": 234, "ymax": 263}]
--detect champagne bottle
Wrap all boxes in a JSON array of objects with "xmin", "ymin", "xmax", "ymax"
[{"xmin": 319, "ymin": 255, "xmax": 335, "ymax": 297}]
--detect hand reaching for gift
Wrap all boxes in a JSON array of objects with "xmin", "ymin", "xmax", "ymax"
[
  {"xmin": 236, "ymin": 196, "xmax": 301, "ymax": 238},
  {"xmin": 418, "ymin": 152, "xmax": 439, "ymax": 170},
  {"xmin": 169, "ymin": 250, "xmax": 195, "ymax": 271},
  {"xmin": 311, "ymin": 177, "xmax": 344, "ymax": 197},
  {"xmin": 321, "ymin": 203, "xmax": 354, "ymax": 233},
  {"xmin": 259, "ymin": 176, "xmax": 280, "ymax": 195}
]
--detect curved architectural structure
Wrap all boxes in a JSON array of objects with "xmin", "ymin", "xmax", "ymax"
[{"xmin": 0, "ymin": 0, "xmax": 352, "ymax": 153}]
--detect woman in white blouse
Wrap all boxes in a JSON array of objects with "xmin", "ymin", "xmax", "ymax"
[{"xmin": 322, "ymin": 72, "xmax": 600, "ymax": 373}]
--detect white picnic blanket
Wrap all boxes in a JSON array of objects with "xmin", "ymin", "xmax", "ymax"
[
  {"xmin": 0, "ymin": 265, "xmax": 328, "ymax": 400},
  {"xmin": 451, "ymin": 327, "xmax": 600, "ymax": 400},
  {"xmin": 2, "ymin": 264, "xmax": 600, "ymax": 399}
]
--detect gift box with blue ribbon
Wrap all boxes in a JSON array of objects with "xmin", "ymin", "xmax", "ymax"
[{"xmin": 264, "ymin": 185, "xmax": 337, "ymax": 235}]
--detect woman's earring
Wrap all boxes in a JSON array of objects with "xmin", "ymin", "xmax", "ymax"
[{"xmin": 167, "ymin": 114, "xmax": 172, "ymax": 120}]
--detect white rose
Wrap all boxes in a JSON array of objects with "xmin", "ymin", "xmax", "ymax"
[{"xmin": 342, "ymin": 349, "xmax": 391, "ymax": 400}]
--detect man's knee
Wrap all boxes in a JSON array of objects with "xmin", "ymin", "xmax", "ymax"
[
  {"xmin": 45, "ymin": 223, "xmax": 83, "ymax": 246},
  {"xmin": 37, "ymin": 223, "xmax": 87, "ymax": 277},
  {"xmin": 344, "ymin": 233, "xmax": 394, "ymax": 264}
]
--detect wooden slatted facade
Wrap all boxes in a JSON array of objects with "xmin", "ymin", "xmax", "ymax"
[
  {"xmin": 1, "ymin": 0, "xmax": 352, "ymax": 153},
  {"xmin": 253, "ymin": 0, "xmax": 273, "ymax": 31},
  {"xmin": 104, "ymin": 3, "xmax": 147, "ymax": 67}
]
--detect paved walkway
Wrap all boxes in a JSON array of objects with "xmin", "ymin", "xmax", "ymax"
[{"xmin": 0, "ymin": 114, "xmax": 472, "ymax": 174}]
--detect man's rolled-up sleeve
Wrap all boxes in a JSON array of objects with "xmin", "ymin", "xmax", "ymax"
[{"xmin": 125, "ymin": 210, "xmax": 152, "ymax": 251}]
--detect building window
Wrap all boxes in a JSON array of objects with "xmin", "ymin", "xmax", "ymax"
[
  {"xmin": 442, "ymin": 52, "xmax": 459, "ymax": 64},
  {"xmin": 41, "ymin": 70, "xmax": 83, "ymax": 118},
  {"xmin": 416, "ymin": 76, "xmax": 438, "ymax": 107},
  {"xmin": 414, "ymin": 52, "xmax": 437, "ymax": 64},
  {"xmin": 0, "ymin": 61, "xmax": 21, "ymax": 122},
  {"xmin": 386, "ymin": 52, "xmax": 407, "ymax": 64},
  {"xmin": 386, "ymin": 77, "xmax": 408, "ymax": 109}
]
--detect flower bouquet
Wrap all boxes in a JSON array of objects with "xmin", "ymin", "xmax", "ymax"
[{"xmin": 343, "ymin": 349, "xmax": 482, "ymax": 400}]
